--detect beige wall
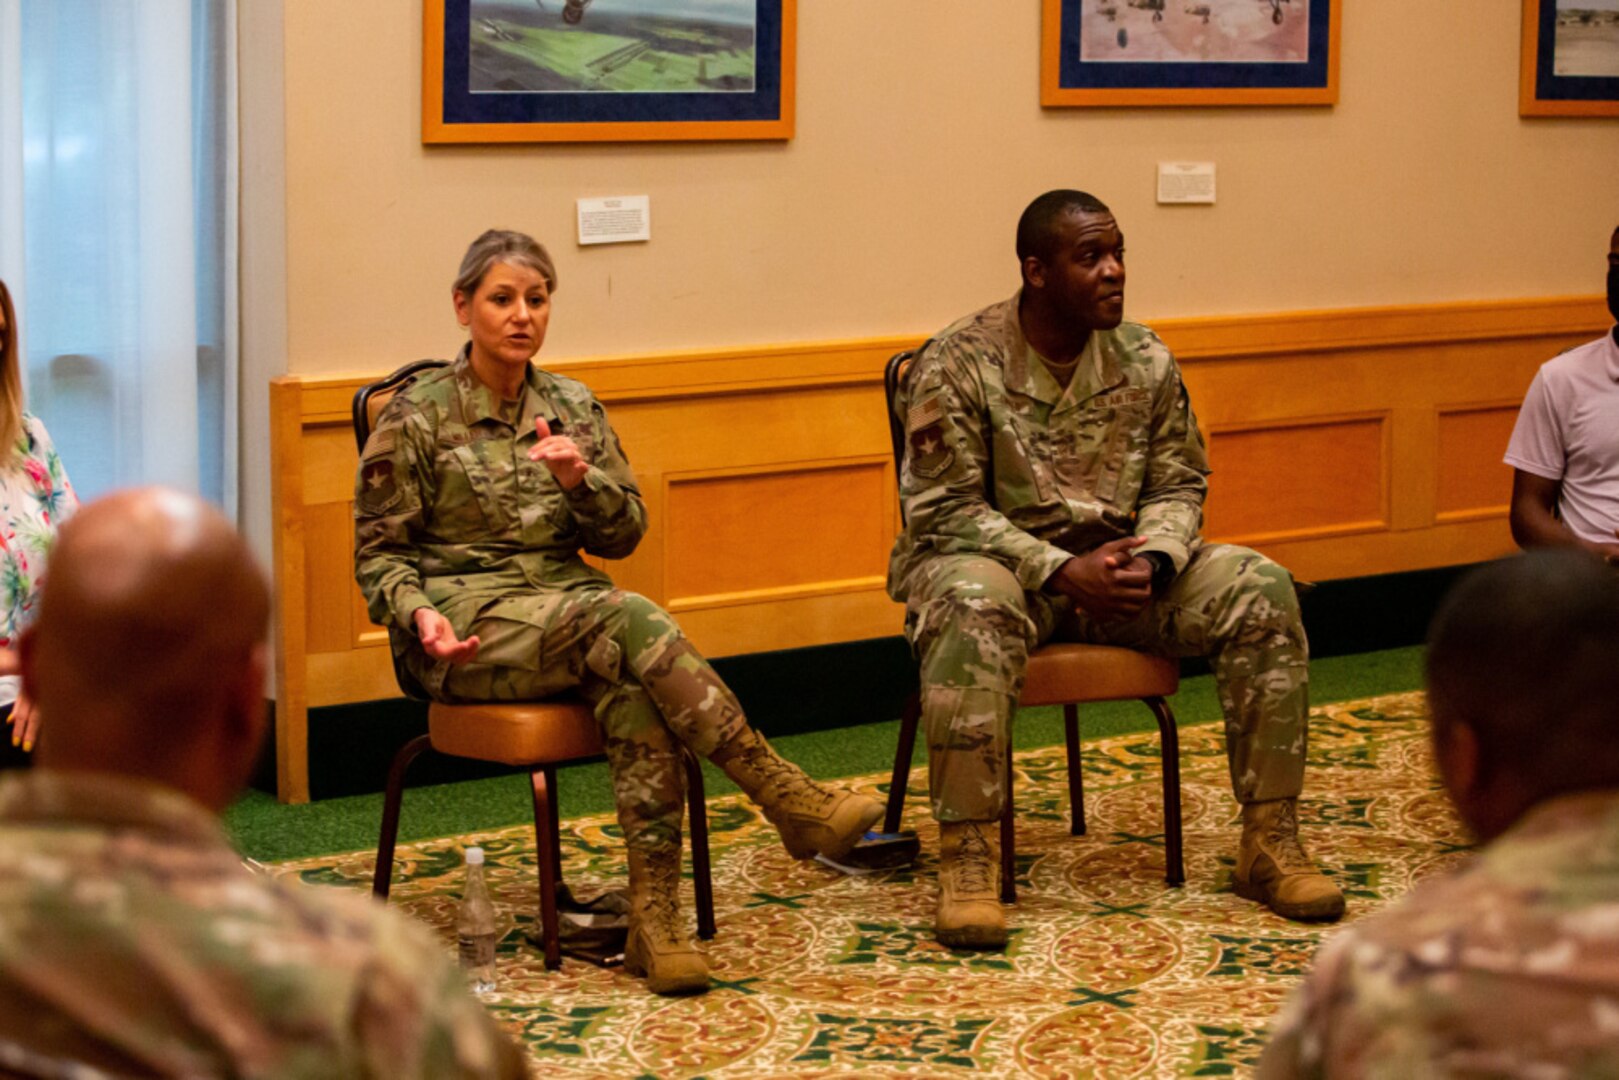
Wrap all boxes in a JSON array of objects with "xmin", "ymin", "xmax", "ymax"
[
  {"xmin": 242, "ymin": 0, "xmax": 1618, "ymax": 658},
  {"xmin": 273, "ymin": 0, "xmax": 1618, "ymax": 374}
]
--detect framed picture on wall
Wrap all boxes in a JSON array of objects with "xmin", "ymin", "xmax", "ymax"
[
  {"xmin": 423, "ymin": 0, "xmax": 795, "ymax": 143},
  {"xmin": 1520, "ymin": 0, "xmax": 1619, "ymax": 117},
  {"xmin": 1041, "ymin": 0, "xmax": 1340, "ymax": 107}
]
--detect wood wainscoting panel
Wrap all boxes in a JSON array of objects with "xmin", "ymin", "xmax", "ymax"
[
  {"xmin": 1244, "ymin": 517, "xmax": 1516, "ymax": 584},
  {"xmin": 270, "ymin": 379, "xmax": 311, "ymax": 802},
  {"xmin": 1203, "ymin": 414, "xmax": 1390, "ymax": 547},
  {"xmin": 268, "ymin": 295, "xmax": 1607, "ymax": 801},
  {"xmin": 307, "ymin": 647, "xmax": 398, "ymax": 710},
  {"xmin": 304, "ymin": 501, "xmax": 359, "ymax": 655},
  {"xmin": 1435, "ymin": 403, "xmax": 1521, "ymax": 523},
  {"xmin": 302, "ymin": 425, "xmax": 363, "ymax": 505},
  {"xmin": 674, "ymin": 587, "xmax": 903, "ymax": 658},
  {"xmin": 663, "ymin": 457, "xmax": 893, "ymax": 609}
]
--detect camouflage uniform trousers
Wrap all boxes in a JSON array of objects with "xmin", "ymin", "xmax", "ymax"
[
  {"xmin": 430, "ymin": 585, "xmax": 748, "ymax": 854},
  {"xmin": 906, "ymin": 543, "xmax": 1308, "ymax": 822}
]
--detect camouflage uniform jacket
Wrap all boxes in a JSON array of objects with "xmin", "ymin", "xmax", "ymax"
[
  {"xmin": 354, "ymin": 351, "xmax": 646, "ymax": 682},
  {"xmin": 888, "ymin": 294, "xmax": 1211, "ymax": 601},
  {"xmin": 1259, "ymin": 788, "xmax": 1619, "ymax": 1078},
  {"xmin": 0, "ymin": 770, "xmax": 528, "ymax": 1078}
]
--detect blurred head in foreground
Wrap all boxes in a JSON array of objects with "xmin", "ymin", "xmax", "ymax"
[
  {"xmin": 21, "ymin": 486, "xmax": 269, "ymax": 811},
  {"xmin": 1425, "ymin": 548, "xmax": 1619, "ymax": 842}
]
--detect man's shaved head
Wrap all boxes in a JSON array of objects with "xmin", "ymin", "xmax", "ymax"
[
  {"xmin": 1426, "ymin": 550, "xmax": 1619, "ymax": 835},
  {"xmin": 23, "ymin": 488, "xmax": 270, "ymax": 807}
]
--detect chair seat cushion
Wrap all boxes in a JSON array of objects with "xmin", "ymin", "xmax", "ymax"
[
  {"xmin": 427, "ymin": 700, "xmax": 602, "ymax": 766},
  {"xmin": 1018, "ymin": 644, "xmax": 1179, "ymax": 707}
]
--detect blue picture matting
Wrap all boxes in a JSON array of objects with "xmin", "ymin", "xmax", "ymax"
[{"xmin": 1532, "ymin": 2, "xmax": 1619, "ymax": 102}]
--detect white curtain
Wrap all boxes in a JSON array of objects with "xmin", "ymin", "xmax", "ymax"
[
  {"xmin": 0, "ymin": 0, "xmax": 237, "ymax": 511},
  {"xmin": 0, "ymin": 1, "xmax": 25, "ymax": 334}
]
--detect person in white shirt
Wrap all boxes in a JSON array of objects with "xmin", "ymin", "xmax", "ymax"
[{"xmin": 1505, "ymin": 225, "xmax": 1619, "ymax": 561}]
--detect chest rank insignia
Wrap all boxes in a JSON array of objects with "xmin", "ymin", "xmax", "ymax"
[{"xmin": 907, "ymin": 395, "xmax": 954, "ymax": 480}]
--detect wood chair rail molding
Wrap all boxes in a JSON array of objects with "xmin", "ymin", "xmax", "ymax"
[{"xmin": 269, "ymin": 294, "xmax": 1607, "ymax": 802}]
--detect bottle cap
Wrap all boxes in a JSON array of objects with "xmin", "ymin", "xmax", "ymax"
[{"xmin": 465, "ymin": 846, "xmax": 485, "ymax": 866}]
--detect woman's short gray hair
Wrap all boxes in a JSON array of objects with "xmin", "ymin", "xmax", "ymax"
[{"xmin": 452, "ymin": 229, "xmax": 558, "ymax": 298}]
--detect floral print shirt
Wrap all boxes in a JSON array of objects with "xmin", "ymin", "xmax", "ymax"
[{"xmin": 0, "ymin": 414, "xmax": 75, "ymax": 705}]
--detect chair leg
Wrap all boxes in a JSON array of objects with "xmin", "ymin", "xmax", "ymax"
[
  {"xmin": 530, "ymin": 765, "xmax": 563, "ymax": 970},
  {"xmin": 373, "ymin": 734, "xmax": 433, "ymax": 900},
  {"xmin": 545, "ymin": 759, "xmax": 563, "ymax": 885},
  {"xmin": 1145, "ymin": 696, "xmax": 1185, "ymax": 887},
  {"xmin": 1000, "ymin": 756, "xmax": 1016, "ymax": 904},
  {"xmin": 1063, "ymin": 703, "xmax": 1086, "ymax": 836},
  {"xmin": 682, "ymin": 747, "xmax": 717, "ymax": 941},
  {"xmin": 884, "ymin": 693, "xmax": 921, "ymax": 834}
]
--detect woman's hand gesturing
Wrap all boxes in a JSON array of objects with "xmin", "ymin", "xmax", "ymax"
[
  {"xmin": 413, "ymin": 607, "xmax": 480, "ymax": 665},
  {"xmin": 528, "ymin": 416, "xmax": 588, "ymax": 491}
]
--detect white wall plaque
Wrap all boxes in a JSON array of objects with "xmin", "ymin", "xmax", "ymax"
[
  {"xmin": 577, "ymin": 195, "xmax": 651, "ymax": 246},
  {"xmin": 1156, "ymin": 162, "xmax": 1217, "ymax": 205}
]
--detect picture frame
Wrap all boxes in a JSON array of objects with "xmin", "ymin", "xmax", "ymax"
[
  {"xmin": 1520, "ymin": 0, "xmax": 1619, "ymax": 118},
  {"xmin": 423, "ymin": 0, "xmax": 796, "ymax": 144},
  {"xmin": 1041, "ymin": 0, "xmax": 1340, "ymax": 108}
]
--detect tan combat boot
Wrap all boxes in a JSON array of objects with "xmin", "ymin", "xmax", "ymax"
[
  {"xmin": 936, "ymin": 821, "xmax": 1007, "ymax": 950},
  {"xmin": 624, "ymin": 845, "xmax": 709, "ymax": 996},
  {"xmin": 1233, "ymin": 798, "xmax": 1345, "ymax": 922},
  {"xmin": 711, "ymin": 728, "xmax": 883, "ymax": 861}
]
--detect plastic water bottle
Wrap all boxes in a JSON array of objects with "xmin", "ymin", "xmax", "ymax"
[{"xmin": 457, "ymin": 847, "xmax": 498, "ymax": 995}]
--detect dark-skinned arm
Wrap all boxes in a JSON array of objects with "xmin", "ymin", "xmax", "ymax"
[{"xmin": 1510, "ymin": 469, "xmax": 1619, "ymax": 562}]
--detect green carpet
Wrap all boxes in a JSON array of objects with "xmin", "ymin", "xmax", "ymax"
[
  {"xmin": 271, "ymin": 688, "xmax": 1455, "ymax": 1076},
  {"xmin": 225, "ymin": 645, "xmax": 1425, "ymax": 862}
]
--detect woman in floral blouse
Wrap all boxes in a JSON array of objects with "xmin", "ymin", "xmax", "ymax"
[{"xmin": 0, "ymin": 280, "xmax": 77, "ymax": 766}]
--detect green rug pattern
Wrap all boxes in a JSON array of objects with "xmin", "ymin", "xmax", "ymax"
[{"xmin": 272, "ymin": 691, "xmax": 1466, "ymax": 1078}]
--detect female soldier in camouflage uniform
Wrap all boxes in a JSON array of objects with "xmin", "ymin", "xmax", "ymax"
[{"xmin": 354, "ymin": 230, "xmax": 882, "ymax": 996}]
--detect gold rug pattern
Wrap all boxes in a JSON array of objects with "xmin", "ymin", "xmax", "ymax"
[{"xmin": 275, "ymin": 691, "xmax": 1466, "ymax": 1078}]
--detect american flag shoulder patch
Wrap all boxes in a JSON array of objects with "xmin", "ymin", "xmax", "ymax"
[
  {"xmin": 907, "ymin": 395, "xmax": 944, "ymax": 434},
  {"xmin": 361, "ymin": 426, "xmax": 397, "ymax": 459}
]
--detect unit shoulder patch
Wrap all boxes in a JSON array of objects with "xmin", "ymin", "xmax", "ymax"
[
  {"xmin": 358, "ymin": 458, "xmax": 402, "ymax": 515},
  {"xmin": 908, "ymin": 402, "xmax": 953, "ymax": 480}
]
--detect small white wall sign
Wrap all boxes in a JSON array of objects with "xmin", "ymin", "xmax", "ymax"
[
  {"xmin": 1156, "ymin": 162, "xmax": 1216, "ymax": 205},
  {"xmin": 577, "ymin": 195, "xmax": 651, "ymax": 246}
]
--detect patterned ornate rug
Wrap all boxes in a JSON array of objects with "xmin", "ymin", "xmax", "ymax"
[{"xmin": 274, "ymin": 691, "xmax": 1467, "ymax": 1078}]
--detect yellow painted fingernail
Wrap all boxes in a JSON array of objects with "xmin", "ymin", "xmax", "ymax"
[
  {"xmin": 9, "ymin": 733, "xmax": 17, "ymax": 747},
  {"xmin": 20, "ymin": 741, "xmax": 30, "ymax": 753}
]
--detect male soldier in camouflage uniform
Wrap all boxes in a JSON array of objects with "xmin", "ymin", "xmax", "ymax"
[
  {"xmin": 0, "ymin": 488, "xmax": 528, "ymax": 1077},
  {"xmin": 890, "ymin": 190, "xmax": 1342, "ymax": 948},
  {"xmin": 1261, "ymin": 550, "xmax": 1619, "ymax": 1077},
  {"xmin": 356, "ymin": 229, "xmax": 881, "ymax": 995}
]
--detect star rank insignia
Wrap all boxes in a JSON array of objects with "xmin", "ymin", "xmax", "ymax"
[
  {"xmin": 907, "ymin": 395, "xmax": 954, "ymax": 480},
  {"xmin": 358, "ymin": 458, "xmax": 402, "ymax": 515}
]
